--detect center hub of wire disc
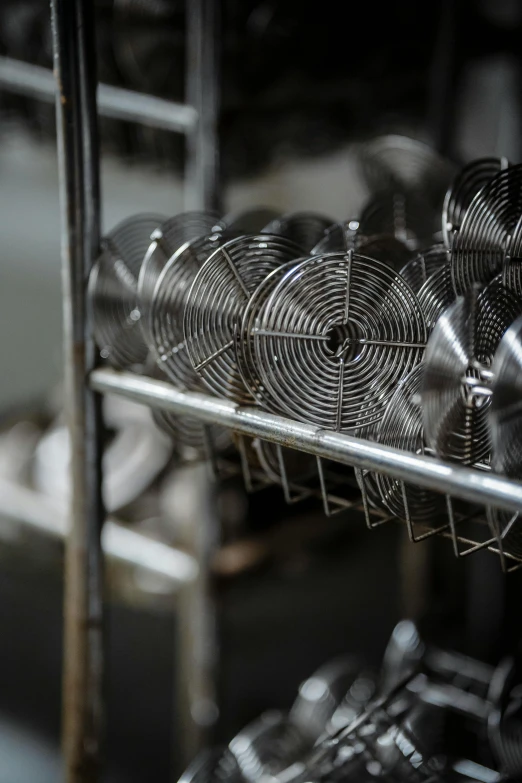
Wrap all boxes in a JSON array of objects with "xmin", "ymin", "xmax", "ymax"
[{"xmin": 325, "ymin": 320, "xmax": 363, "ymax": 361}]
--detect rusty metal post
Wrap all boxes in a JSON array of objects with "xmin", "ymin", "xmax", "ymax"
[{"xmin": 50, "ymin": 1, "xmax": 105, "ymax": 781}]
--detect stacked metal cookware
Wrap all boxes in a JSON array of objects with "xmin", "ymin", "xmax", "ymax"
[
  {"xmin": 88, "ymin": 136, "xmax": 522, "ymax": 570},
  {"xmin": 178, "ymin": 620, "xmax": 522, "ymax": 783}
]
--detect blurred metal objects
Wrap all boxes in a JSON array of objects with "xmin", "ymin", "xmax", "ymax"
[
  {"xmin": 442, "ymin": 157, "xmax": 510, "ymax": 248},
  {"xmin": 262, "ymin": 211, "xmax": 333, "ymax": 252},
  {"xmin": 88, "ymin": 213, "xmax": 166, "ymax": 370}
]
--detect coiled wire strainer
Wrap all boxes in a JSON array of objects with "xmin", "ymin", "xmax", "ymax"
[
  {"xmin": 137, "ymin": 211, "xmax": 222, "ymax": 348},
  {"xmin": 442, "ymin": 157, "xmax": 510, "ymax": 249},
  {"xmin": 421, "ymin": 280, "xmax": 522, "ymax": 465},
  {"xmin": 451, "ymin": 163, "xmax": 522, "ymax": 294},
  {"xmin": 250, "ymin": 252, "xmax": 426, "ymax": 431},
  {"xmin": 88, "ymin": 213, "xmax": 166, "ymax": 369},
  {"xmin": 223, "ymin": 207, "xmax": 280, "ymax": 233},
  {"xmin": 184, "ymin": 235, "xmax": 303, "ymax": 403}
]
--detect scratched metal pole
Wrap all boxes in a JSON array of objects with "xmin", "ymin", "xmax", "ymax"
[{"xmin": 51, "ymin": 1, "xmax": 105, "ymax": 781}]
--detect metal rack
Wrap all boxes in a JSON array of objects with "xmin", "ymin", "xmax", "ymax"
[{"xmin": 3, "ymin": 0, "xmax": 518, "ymax": 781}]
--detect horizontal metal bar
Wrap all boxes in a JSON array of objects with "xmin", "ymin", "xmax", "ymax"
[
  {"xmin": 0, "ymin": 477, "xmax": 197, "ymax": 584},
  {"xmin": 0, "ymin": 56, "xmax": 197, "ymax": 133},
  {"xmin": 91, "ymin": 368, "xmax": 522, "ymax": 515}
]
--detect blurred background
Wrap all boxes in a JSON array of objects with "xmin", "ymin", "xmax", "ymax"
[{"xmin": 1, "ymin": 0, "xmax": 522, "ymax": 781}]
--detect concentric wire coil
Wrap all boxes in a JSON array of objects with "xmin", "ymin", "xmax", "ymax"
[
  {"xmin": 374, "ymin": 364, "xmax": 445, "ymax": 524},
  {"xmin": 422, "ymin": 280, "xmax": 522, "ymax": 464},
  {"xmin": 88, "ymin": 212, "xmax": 166, "ymax": 369},
  {"xmin": 451, "ymin": 163, "xmax": 522, "ymax": 294},
  {"xmin": 262, "ymin": 211, "xmax": 333, "ymax": 252},
  {"xmin": 151, "ymin": 230, "xmax": 235, "ymax": 390},
  {"xmin": 417, "ymin": 264, "xmax": 456, "ymax": 332},
  {"xmin": 399, "ymin": 244, "xmax": 448, "ymax": 295},
  {"xmin": 442, "ymin": 157, "xmax": 510, "ymax": 248},
  {"xmin": 137, "ymin": 211, "xmax": 222, "ymax": 347},
  {"xmin": 184, "ymin": 235, "xmax": 303, "ymax": 403},
  {"xmin": 250, "ymin": 252, "xmax": 426, "ymax": 431}
]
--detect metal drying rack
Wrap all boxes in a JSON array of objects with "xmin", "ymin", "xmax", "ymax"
[{"xmin": 2, "ymin": 0, "xmax": 522, "ymax": 781}]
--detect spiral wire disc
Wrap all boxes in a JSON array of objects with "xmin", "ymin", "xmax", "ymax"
[
  {"xmin": 137, "ymin": 211, "xmax": 222, "ymax": 345},
  {"xmin": 442, "ymin": 157, "xmax": 510, "ymax": 248},
  {"xmin": 374, "ymin": 364, "xmax": 445, "ymax": 523},
  {"xmin": 237, "ymin": 260, "xmax": 303, "ymax": 409},
  {"xmin": 451, "ymin": 163, "xmax": 522, "ymax": 294},
  {"xmin": 487, "ymin": 316, "xmax": 522, "ymax": 559},
  {"xmin": 222, "ymin": 207, "xmax": 280, "ymax": 233},
  {"xmin": 251, "ymin": 252, "xmax": 426, "ymax": 431},
  {"xmin": 151, "ymin": 230, "xmax": 237, "ymax": 390},
  {"xmin": 358, "ymin": 134, "xmax": 454, "ymax": 208},
  {"xmin": 417, "ymin": 264, "xmax": 456, "ymax": 332},
  {"xmin": 422, "ymin": 281, "xmax": 522, "ymax": 464},
  {"xmin": 88, "ymin": 212, "xmax": 166, "ymax": 369},
  {"xmin": 399, "ymin": 244, "xmax": 449, "ymax": 295},
  {"xmin": 358, "ymin": 189, "xmax": 438, "ymax": 250},
  {"xmin": 262, "ymin": 211, "xmax": 333, "ymax": 252},
  {"xmin": 184, "ymin": 235, "xmax": 304, "ymax": 403}
]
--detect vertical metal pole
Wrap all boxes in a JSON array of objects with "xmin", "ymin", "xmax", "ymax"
[
  {"xmin": 51, "ymin": 2, "xmax": 105, "ymax": 781},
  {"xmin": 185, "ymin": 0, "xmax": 221, "ymax": 212},
  {"xmin": 170, "ymin": 463, "xmax": 220, "ymax": 774}
]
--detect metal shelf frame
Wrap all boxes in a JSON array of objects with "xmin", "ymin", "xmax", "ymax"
[
  {"xmin": 91, "ymin": 368, "xmax": 522, "ymax": 515},
  {"xmin": 48, "ymin": 0, "xmax": 220, "ymax": 780}
]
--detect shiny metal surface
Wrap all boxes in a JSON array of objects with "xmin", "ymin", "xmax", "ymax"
[
  {"xmin": 488, "ymin": 316, "xmax": 522, "ymax": 561},
  {"xmin": 417, "ymin": 263, "xmax": 456, "ymax": 331},
  {"xmin": 184, "ymin": 235, "xmax": 303, "ymax": 403},
  {"xmin": 422, "ymin": 281, "xmax": 522, "ymax": 464},
  {"xmin": 138, "ymin": 211, "xmax": 222, "ymax": 350},
  {"xmin": 88, "ymin": 213, "xmax": 166, "ymax": 370},
  {"xmin": 90, "ymin": 368, "xmax": 522, "ymax": 515},
  {"xmin": 375, "ymin": 365, "xmax": 446, "ymax": 525},
  {"xmin": 442, "ymin": 156, "xmax": 510, "ymax": 248},
  {"xmin": 451, "ymin": 163, "xmax": 522, "ymax": 293},
  {"xmin": 251, "ymin": 252, "xmax": 426, "ymax": 431},
  {"xmin": 399, "ymin": 244, "xmax": 448, "ymax": 294}
]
